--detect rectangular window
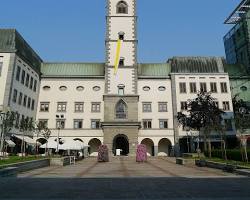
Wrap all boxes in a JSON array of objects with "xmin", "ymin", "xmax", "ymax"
[
  {"xmin": 159, "ymin": 120, "xmax": 168, "ymax": 129},
  {"xmin": 181, "ymin": 101, "xmax": 188, "ymax": 111},
  {"xmin": 25, "ymin": 73, "xmax": 30, "ymax": 87},
  {"xmin": 15, "ymin": 113, "xmax": 20, "ymax": 128},
  {"xmin": 18, "ymin": 92, "xmax": 23, "ymax": 105},
  {"xmin": 143, "ymin": 120, "xmax": 152, "ymax": 129},
  {"xmin": 40, "ymin": 102, "xmax": 49, "ymax": 112},
  {"xmin": 38, "ymin": 119, "xmax": 48, "ymax": 128},
  {"xmin": 33, "ymin": 80, "xmax": 37, "ymax": 92},
  {"xmin": 224, "ymin": 119, "xmax": 233, "ymax": 131},
  {"xmin": 143, "ymin": 102, "xmax": 152, "ymax": 112},
  {"xmin": 0, "ymin": 62, "xmax": 3, "ymax": 77},
  {"xmin": 74, "ymin": 119, "xmax": 83, "ymax": 129},
  {"xmin": 91, "ymin": 102, "xmax": 101, "ymax": 112},
  {"xmin": 222, "ymin": 101, "xmax": 230, "ymax": 111},
  {"xmin": 118, "ymin": 88, "xmax": 124, "ymax": 95},
  {"xmin": 200, "ymin": 83, "xmax": 207, "ymax": 92},
  {"xmin": 23, "ymin": 95, "xmax": 27, "ymax": 107},
  {"xmin": 27, "ymin": 97, "xmax": 31, "ymax": 109},
  {"xmin": 21, "ymin": 70, "xmax": 25, "ymax": 84},
  {"xmin": 56, "ymin": 119, "xmax": 65, "ymax": 129},
  {"xmin": 57, "ymin": 102, "xmax": 67, "ymax": 112},
  {"xmin": 16, "ymin": 66, "xmax": 21, "ymax": 81},
  {"xmin": 190, "ymin": 82, "xmax": 197, "ymax": 93},
  {"xmin": 158, "ymin": 102, "xmax": 168, "ymax": 112},
  {"xmin": 31, "ymin": 99, "xmax": 35, "ymax": 110},
  {"xmin": 220, "ymin": 82, "xmax": 228, "ymax": 93},
  {"xmin": 179, "ymin": 82, "xmax": 187, "ymax": 93},
  {"xmin": 75, "ymin": 102, "xmax": 84, "ymax": 112},
  {"xmin": 210, "ymin": 82, "xmax": 217, "ymax": 93},
  {"xmin": 91, "ymin": 120, "xmax": 101, "ymax": 129},
  {"xmin": 29, "ymin": 77, "xmax": 33, "ymax": 90},
  {"xmin": 12, "ymin": 89, "xmax": 17, "ymax": 103}
]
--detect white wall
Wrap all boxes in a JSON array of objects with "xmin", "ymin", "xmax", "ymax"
[
  {"xmin": 0, "ymin": 53, "xmax": 11, "ymax": 107},
  {"xmin": 37, "ymin": 78, "xmax": 105, "ymax": 131}
]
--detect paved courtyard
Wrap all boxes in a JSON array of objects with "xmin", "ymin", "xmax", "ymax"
[
  {"xmin": 0, "ymin": 157, "xmax": 249, "ymax": 200},
  {"xmin": 19, "ymin": 157, "xmax": 242, "ymax": 178}
]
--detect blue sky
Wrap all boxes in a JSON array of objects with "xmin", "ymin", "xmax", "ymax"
[{"xmin": 0, "ymin": 0, "xmax": 240, "ymax": 63}]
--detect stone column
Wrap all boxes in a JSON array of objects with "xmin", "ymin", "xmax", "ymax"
[{"xmin": 154, "ymin": 146, "xmax": 158, "ymax": 157}]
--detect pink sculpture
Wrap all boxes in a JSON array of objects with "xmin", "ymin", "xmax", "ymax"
[
  {"xmin": 97, "ymin": 145, "xmax": 109, "ymax": 162},
  {"xmin": 136, "ymin": 144, "xmax": 147, "ymax": 162}
]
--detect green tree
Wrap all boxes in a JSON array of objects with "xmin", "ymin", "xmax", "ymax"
[
  {"xmin": 42, "ymin": 127, "xmax": 51, "ymax": 156},
  {"xmin": 0, "ymin": 111, "xmax": 16, "ymax": 157},
  {"xmin": 35, "ymin": 121, "xmax": 47, "ymax": 156},
  {"xmin": 232, "ymin": 95, "xmax": 250, "ymax": 162},
  {"xmin": 177, "ymin": 91, "xmax": 225, "ymax": 158}
]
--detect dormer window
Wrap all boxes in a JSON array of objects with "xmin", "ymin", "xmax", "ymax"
[{"xmin": 117, "ymin": 1, "xmax": 128, "ymax": 14}]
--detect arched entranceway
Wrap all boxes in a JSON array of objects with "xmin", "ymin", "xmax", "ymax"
[
  {"xmin": 141, "ymin": 138, "xmax": 154, "ymax": 156},
  {"xmin": 113, "ymin": 134, "xmax": 129, "ymax": 156},
  {"xmin": 88, "ymin": 138, "xmax": 101, "ymax": 156},
  {"xmin": 158, "ymin": 138, "xmax": 172, "ymax": 156}
]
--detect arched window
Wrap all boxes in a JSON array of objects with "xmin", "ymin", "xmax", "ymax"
[
  {"xmin": 116, "ymin": 100, "xmax": 127, "ymax": 119},
  {"xmin": 117, "ymin": 1, "xmax": 128, "ymax": 14}
]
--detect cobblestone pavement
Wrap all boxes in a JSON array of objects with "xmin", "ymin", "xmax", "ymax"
[
  {"xmin": 19, "ymin": 156, "xmax": 244, "ymax": 178},
  {"xmin": 0, "ymin": 157, "xmax": 249, "ymax": 200}
]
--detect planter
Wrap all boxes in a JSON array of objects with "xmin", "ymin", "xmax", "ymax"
[
  {"xmin": 50, "ymin": 157, "xmax": 74, "ymax": 166},
  {"xmin": 176, "ymin": 158, "xmax": 195, "ymax": 165}
]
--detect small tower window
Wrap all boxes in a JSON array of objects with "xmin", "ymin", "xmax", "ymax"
[
  {"xmin": 119, "ymin": 57, "xmax": 125, "ymax": 66},
  {"xmin": 118, "ymin": 32, "xmax": 125, "ymax": 40},
  {"xmin": 117, "ymin": 1, "xmax": 128, "ymax": 14},
  {"xmin": 118, "ymin": 84, "xmax": 125, "ymax": 95}
]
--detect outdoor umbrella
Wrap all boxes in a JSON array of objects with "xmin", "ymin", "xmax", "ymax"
[
  {"xmin": 59, "ymin": 140, "xmax": 85, "ymax": 150},
  {"xmin": 40, "ymin": 139, "xmax": 57, "ymax": 149}
]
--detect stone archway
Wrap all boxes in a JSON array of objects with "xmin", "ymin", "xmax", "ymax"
[
  {"xmin": 88, "ymin": 138, "xmax": 101, "ymax": 156},
  {"xmin": 141, "ymin": 138, "xmax": 154, "ymax": 156},
  {"xmin": 113, "ymin": 134, "xmax": 129, "ymax": 156},
  {"xmin": 158, "ymin": 138, "xmax": 172, "ymax": 156}
]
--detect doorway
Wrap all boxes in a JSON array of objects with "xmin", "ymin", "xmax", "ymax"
[{"xmin": 113, "ymin": 134, "xmax": 129, "ymax": 156}]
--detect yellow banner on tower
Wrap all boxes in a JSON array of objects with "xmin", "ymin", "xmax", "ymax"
[{"xmin": 114, "ymin": 39, "xmax": 122, "ymax": 75}]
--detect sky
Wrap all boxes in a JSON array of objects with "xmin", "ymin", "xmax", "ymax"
[{"xmin": 0, "ymin": 0, "xmax": 240, "ymax": 63}]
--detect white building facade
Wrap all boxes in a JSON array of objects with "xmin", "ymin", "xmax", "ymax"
[{"xmin": 0, "ymin": 0, "xmax": 236, "ymax": 156}]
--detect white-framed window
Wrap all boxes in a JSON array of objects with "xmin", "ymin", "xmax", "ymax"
[
  {"xmin": 27, "ymin": 97, "xmax": 31, "ymax": 109},
  {"xmin": 210, "ymin": 82, "xmax": 217, "ymax": 93},
  {"xmin": 40, "ymin": 102, "xmax": 49, "ymax": 112},
  {"xmin": 179, "ymin": 82, "xmax": 186, "ymax": 93},
  {"xmin": 25, "ymin": 73, "xmax": 30, "ymax": 87},
  {"xmin": 159, "ymin": 119, "xmax": 168, "ymax": 129},
  {"xmin": 91, "ymin": 102, "xmax": 101, "ymax": 112},
  {"xmin": 29, "ymin": 77, "xmax": 33, "ymax": 90},
  {"xmin": 31, "ymin": 99, "xmax": 35, "ymax": 111},
  {"xmin": 91, "ymin": 119, "xmax": 101, "ymax": 129},
  {"xmin": 118, "ymin": 84, "xmax": 125, "ymax": 95},
  {"xmin": 38, "ymin": 119, "xmax": 48, "ymax": 128},
  {"xmin": 180, "ymin": 101, "xmax": 188, "ymax": 111},
  {"xmin": 75, "ymin": 102, "xmax": 84, "ymax": 112},
  {"xmin": 142, "ymin": 120, "xmax": 152, "ymax": 129},
  {"xmin": 12, "ymin": 89, "xmax": 17, "ymax": 103},
  {"xmin": 158, "ymin": 102, "xmax": 168, "ymax": 112},
  {"xmin": 74, "ymin": 119, "xmax": 83, "ymax": 129},
  {"xmin": 21, "ymin": 70, "xmax": 25, "ymax": 84},
  {"xmin": 18, "ymin": 92, "xmax": 23, "ymax": 105},
  {"xmin": 23, "ymin": 95, "xmax": 27, "ymax": 107},
  {"xmin": 220, "ymin": 82, "xmax": 228, "ymax": 93},
  {"xmin": 143, "ymin": 102, "xmax": 152, "ymax": 112},
  {"xmin": 33, "ymin": 80, "xmax": 37, "ymax": 92},
  {"xmin": 190, "ymin": 82, "xmax": 197, "ymax": 93},
  {"xmin": 57, "ymin": 102, "xmax": 67, "ymax": 112},
  {"xmin": 56, "ymin": 119, "xmax": 65, "ymax": 129},
  {"xmin": 16, "ymin": 66, "xmax": 21, "ymax": 81},
  {"xmin": 222, "ymin": 101, "xmax": 230, "ymax": 111},
  {"xmin": 200, "ymin": 82, "xmax": 207, "ymax": 92}
]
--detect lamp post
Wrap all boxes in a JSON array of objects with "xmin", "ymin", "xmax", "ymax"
[{"xmin": 56, "ymin": 115, "xmax": 64, "ymax": 154}]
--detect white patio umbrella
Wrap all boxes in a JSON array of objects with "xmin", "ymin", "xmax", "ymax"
[
  {"xmin": 40, "ymin": 139, "xmax": 57, "ymax": 149},
  {"xmin": 59, "ymin": 140, "xmax": 85, "ymax": 150}
]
